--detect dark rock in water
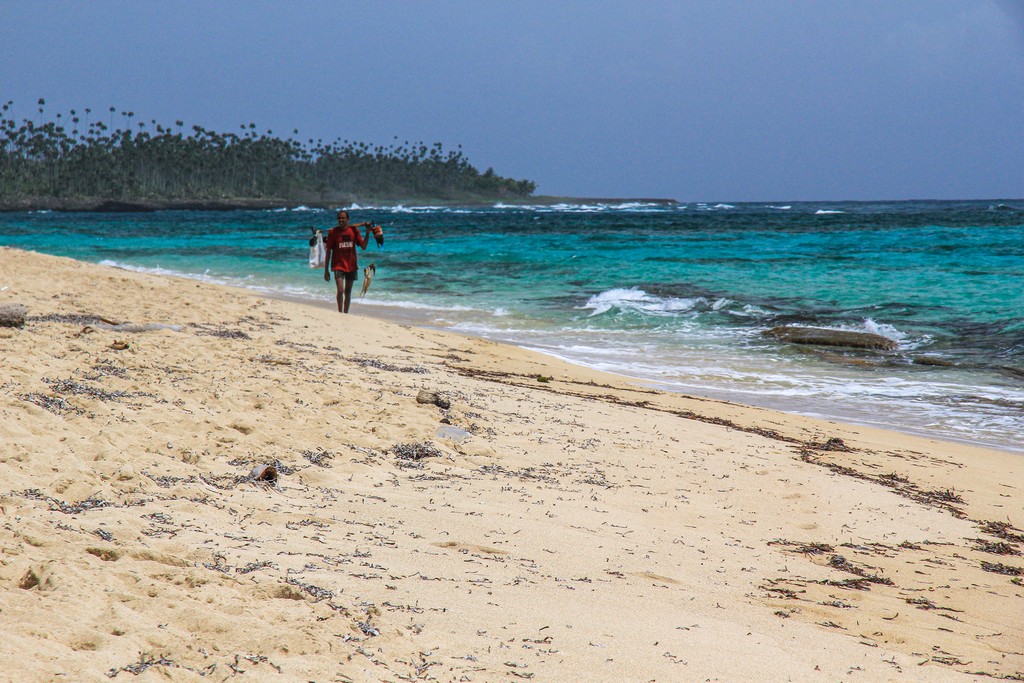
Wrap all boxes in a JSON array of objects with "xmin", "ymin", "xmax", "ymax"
[
  {"xmin": 998, "ymin": 366, "xmax": 1024, "ymax": 380},
  {"xmin": 0, "ymin": 303, "xmax": 27, "ymax": 328},
  {"xmin": 764, "ymin": 326, "xmax": 898, "ymax": 351},
  {"xmin": 911, "ymin": 355, "xmax": 957, "ymax": 367},
  {"xmin": 806, "ymin": 349, "xmax": 886, "ymax": 368}
]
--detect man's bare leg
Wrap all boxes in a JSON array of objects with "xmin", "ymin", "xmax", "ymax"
[
  {"xmin": 343, "ymin": 277, "xmax": 355, "ymax": 313},
  {"xmin": 334, "ymin": 274, "xmax": 345, "ymax": 312}
]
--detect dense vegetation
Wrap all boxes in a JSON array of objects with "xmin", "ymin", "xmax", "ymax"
[{"xmin": 0, "ymin": 99, "xmax": 536, "ymax": 205}]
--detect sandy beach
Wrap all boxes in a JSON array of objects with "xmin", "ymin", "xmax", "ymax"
[{"xmin": 0, "ymin": 246, "xmax": 1021, "ymax": 682}]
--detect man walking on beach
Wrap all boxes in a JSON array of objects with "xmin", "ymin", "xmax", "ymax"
[{"xmin": 324, "ymin": 209, "xmax": 373, "ymax": 313}]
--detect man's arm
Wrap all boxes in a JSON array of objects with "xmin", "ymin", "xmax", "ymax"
[{"xmin": 355, "ymin": 225, "xmax": 370, "ymax": 250}]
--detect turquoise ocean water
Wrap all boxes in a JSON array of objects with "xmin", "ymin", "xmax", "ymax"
[{"xmin": 2, "ymin": 200, "xmax": 1022, "ymax": 452}]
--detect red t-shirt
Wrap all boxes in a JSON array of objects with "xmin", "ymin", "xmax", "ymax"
[{"xmin": 325, "ymin": 225, "xmax": 367, "ymax": 272}]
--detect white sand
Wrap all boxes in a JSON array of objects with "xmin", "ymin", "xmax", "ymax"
[{"xmin": 1, "ymin": 247, "xmax": 1021, "ymax": 681}]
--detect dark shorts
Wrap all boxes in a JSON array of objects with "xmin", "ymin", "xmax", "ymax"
[{"xmin": 335, "ymin": 269, "xmax": 357, "ymax": 282}]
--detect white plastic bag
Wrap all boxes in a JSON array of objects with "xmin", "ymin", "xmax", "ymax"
[{"xmin": 309, "ymin": 231, "xmax": 326, "ymax": 268}]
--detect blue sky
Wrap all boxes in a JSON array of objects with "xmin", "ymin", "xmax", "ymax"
[{"xmin": 1, "ymin": 1, "xmax": 1021, "ymax": 201}]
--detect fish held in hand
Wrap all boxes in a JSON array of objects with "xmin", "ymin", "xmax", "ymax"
[{"xmin": 360, "ymin": 263, "xmax": 376, "ymax": 297}]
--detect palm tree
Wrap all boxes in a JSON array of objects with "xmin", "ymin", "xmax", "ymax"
[{"xmin": 0, "ymin": 99, "xmax": 537, "ymax": 203}]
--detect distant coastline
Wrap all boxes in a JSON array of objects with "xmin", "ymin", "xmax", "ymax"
[
  {"xmin": 0, "ymin": 195, "xmax": 681, "ymax": 213},
  {"xmin": 0, "ymin": 102, "xmax": 540, "ymax": 211}
]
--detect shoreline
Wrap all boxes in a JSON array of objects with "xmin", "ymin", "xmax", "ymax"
[
  {"xmin": 267, "ymin": 288, "xmax": 1024, "ymax": 457},
  {"xmin": 2, "ymin": 196, "xmax": 1018, "ymax": 214},
  {"xmin": 1, "ymin": 247, "xmax": 1021, "ymax": 680},
  {"xmin": 5, "ymin": 231, "xmax": 1018, "ymax": 455},
  {"xmin": 0, "ymin": 195, "xmax": 681, "ymax": 213}
]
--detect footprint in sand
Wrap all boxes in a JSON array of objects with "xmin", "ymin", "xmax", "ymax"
[
  {"xmin": 630, "ymin": 571, "xmax": 680, "ymax": 585},
  {"xmin": 433, "ymin": 541, "xmax": 508, "ymax": 556}
]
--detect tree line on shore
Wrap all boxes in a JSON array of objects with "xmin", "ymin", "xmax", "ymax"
[{"xmin": 0, "ymin": 99, "xmax": 536, "ymax": 204}]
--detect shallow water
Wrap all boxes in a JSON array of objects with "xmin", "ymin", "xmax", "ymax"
[{"xmin": 2, "ymin": 200, "xmax": 1022, "ymax": 452}]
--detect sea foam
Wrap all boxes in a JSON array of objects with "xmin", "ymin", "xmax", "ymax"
[{"xmin": 581, "ymin": 288, "xmax": 704, "ymax": 317}]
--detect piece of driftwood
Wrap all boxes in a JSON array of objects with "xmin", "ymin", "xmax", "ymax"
[{"xmin": 0, "ymin": 303, "xmax": 27, "ymax": 328}]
